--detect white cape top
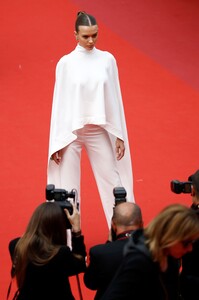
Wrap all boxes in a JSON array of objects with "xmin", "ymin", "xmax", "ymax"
[{"xmin": 47, "ymin": 44, "xmax": 134, "ymax": 201}]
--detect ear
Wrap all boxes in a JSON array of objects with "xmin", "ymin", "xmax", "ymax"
[
  {"xmin": 191, "ymin": 186, "xmax": 196, "ymax": 197},
  {"xmin": 111, "ymin": 220, "xmax": 117, "ymax": 232},
  {"xmin": 140, "ymin": 220, "xmax": 144, "ymax": 229},
  {"xmin": 74, "ymin": 31, "xmax": 78, "ymax": 40}
]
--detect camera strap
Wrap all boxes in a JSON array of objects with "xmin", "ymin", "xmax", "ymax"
[
  {"xmin": 6, "ymin": 277, "xmax": 19, "ymax": 300},
  {"xmin": 76, "ymin": 274, "xmax": 83, "ymax": 300}
]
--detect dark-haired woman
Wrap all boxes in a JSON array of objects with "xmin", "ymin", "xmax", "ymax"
[
  {"xmin": 8, "ymin": 202, "xmax": 86, "ymax": 300},
  {"xmin": 48, "ymin": 12, "xmax": 135, "ymax": 228}
]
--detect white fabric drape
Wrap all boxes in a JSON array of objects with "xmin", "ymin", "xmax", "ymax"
[{"xmin": 47, "ymin": 44, "xmax": 135, "ymax": 203}]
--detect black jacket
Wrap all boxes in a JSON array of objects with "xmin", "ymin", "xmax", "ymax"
[
  {"xmin": 180, "ymin": 239, "xmax": 199, "ymax": 300},
  {"xmin": 84, "ymin": 231, "xmax": 133, "ymax": 299},
  {"xmin": 9, "ymin": 236, "xmax": 86, "ymax": 300},
  {"xmin": 101, "ymin": 229, "xmax": 179, "ymax": 300}
]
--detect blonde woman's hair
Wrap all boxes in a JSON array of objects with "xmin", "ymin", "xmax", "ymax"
[{"xmin": 144, "ymin": 203, "xmax": 199, "ymax": 271}]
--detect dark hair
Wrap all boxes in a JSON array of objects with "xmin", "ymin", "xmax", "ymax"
[
  {"xmin": 75, "ymin": 11, "xmax": 97, "ymax": 32},
  {"xmin": 13, "ymin": 202, "xmax": 67, "ymax": 288},
  {"xmin": 188, "ymin": 170, "xmax": 199, "ymax": 197}
]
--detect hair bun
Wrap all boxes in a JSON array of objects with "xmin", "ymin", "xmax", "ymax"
[{"xmin": 77, "ymin": 11, "xmax": 86, "ymax": 17}]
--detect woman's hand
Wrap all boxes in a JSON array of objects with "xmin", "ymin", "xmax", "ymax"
[
  {"xmin": 64, "ymin": 203, "xmax": 81, "ymax": 233},
  {"xmin": 115, "ymin": 138, "xmax": 125, "ymax": 160},
  {"xmin": 50, "ymin": 150, "xmax": 62, "ymax": 165}
]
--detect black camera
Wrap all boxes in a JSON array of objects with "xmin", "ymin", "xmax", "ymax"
[
  {"xmin": 170, "ymin": 180, "xmax": 192, "ymax": 194},
  {"xmin": 46, "ymin": 184, "xmax": 76, "ymax": 228},
  {"xmin": 111, "ymin": 187, "xmax": 127, "ymax": 241},
  {"xmin": 113, "ymin": 187, "xmax": 127, "ymax": 205}
]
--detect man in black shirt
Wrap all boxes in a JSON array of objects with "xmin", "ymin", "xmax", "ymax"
[{"xmin": 84, "ymin": 202, "xmax": 143, "ymax": 299}]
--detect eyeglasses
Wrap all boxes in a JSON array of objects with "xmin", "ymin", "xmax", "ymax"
[{"xmin": 181, "ymin": 239, "xmax": 196, "ymax": 248}]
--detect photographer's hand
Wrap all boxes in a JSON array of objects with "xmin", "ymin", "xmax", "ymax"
[
  {"xmin": 64, "ymin": 203, "xmax": 81, "ymax": 233},
  {"xmin": 115, "ymin": 138, "xmax": 125, "ymax": 160}
]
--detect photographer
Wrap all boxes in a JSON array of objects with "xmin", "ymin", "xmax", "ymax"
[
  {"xmin": 100, "ymin": 204, "xmax": 199, "ymax": 300},
  {"xmin": 83, "ymin": 202, "xmax": 143, "ymax": 299},
  {"xmin": 180, "ymin": 169, "xmax": 199, "ymax": 300},
  {"xmin": 8, "ymin": 202, "xmax": 86, "ymax": 300}
]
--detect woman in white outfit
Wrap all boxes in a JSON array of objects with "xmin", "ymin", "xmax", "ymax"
[{"xmin": 48, "ymin": 11, "xmax": 135, "ymax": 227}]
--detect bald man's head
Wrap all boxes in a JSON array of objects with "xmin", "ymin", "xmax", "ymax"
[{"xmin": 112, "ymin": 202, "xmax": 143, "ymax": 229}]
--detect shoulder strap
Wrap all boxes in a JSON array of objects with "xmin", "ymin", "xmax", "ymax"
[{"xmin": 6, "ymin": 277, "xmax": 19, "ymax": 300}]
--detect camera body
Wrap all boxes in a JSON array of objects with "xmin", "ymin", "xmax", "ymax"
[
  {"xmin": 111, "ymin": 187, "xmax": 127, "ymax": 241},
  {"xmin": 170, "ymin": 180, "xmax": 192, "ymax": 194},
  {"xmin": 46, "ymin": 184, "xmax": 76, "ymax": 228},
  {"xmin": 113, "ymin": 187, "xmax": 127, "ymax": 206}
]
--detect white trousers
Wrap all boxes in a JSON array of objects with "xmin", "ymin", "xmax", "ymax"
[{"xmin": 59, "ymin": 125, "xmax": 122, "ymax": 227}]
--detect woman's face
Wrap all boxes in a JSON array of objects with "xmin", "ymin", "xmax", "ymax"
[
  {"xmin": 166, "ymin": 239, "xmax": 195, "ymax": 259},
  {"xmin": 75, "ymin": 25, "xmax": 98, "ymax": 51}
]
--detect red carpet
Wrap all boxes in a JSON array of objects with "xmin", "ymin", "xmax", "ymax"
[{"xmin": 1, "ymin": 0, "xmax": 199, "ymax": 299}]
